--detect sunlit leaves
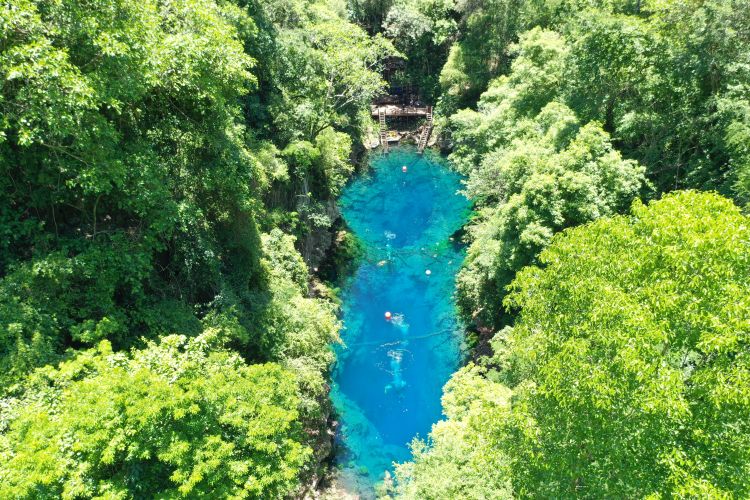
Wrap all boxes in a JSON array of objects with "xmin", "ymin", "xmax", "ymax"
[
  {"xmin": 393, "ymin": 365, "xmax": 513, "ymax": 499},
  {"xmin": 497, "ymin": 191, "xmax": 750, "ymax": 497},
  {"xmin": 400, "ymin": 192, "xmax": 750, "ymax": 497},
  {"xmin": 452, "ymin": 29, "xmax": 645, "ymax": 327},
  {"xmin": 0, "ymin": 336, "xmax": 309, "ymax": 498}
]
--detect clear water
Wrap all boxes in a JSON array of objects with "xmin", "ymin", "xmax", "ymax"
[{"xmin": 331, "ymin": 146, "xmax": 470, "ymax": 493}]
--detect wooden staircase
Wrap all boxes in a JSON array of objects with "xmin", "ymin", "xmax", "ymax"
[
  {"xmin": 378, "ymin": 106, "xmax": 389, "ymax": 153},
  {"xmin": 417, "ymin": 106, "xmax": 433, "ymax": 153}
]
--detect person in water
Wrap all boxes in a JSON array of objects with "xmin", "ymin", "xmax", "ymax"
[
  {"xmin": 384, "ymin": 349, "xmax": 407, "ymax": 394},
  {"xmin": 384, "ymin": 315, "xmax": 409, "ymax": 394}
]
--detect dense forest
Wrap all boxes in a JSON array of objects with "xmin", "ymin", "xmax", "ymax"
[
  {"xmin": 0, "ymin": 0, "xmax": 394, "ymax": 496},
  {"xmin": 363, "ymin": 0, "xmax": 750, "ymax": 497},
  {"xmin": 1, "ymin": 0, "xmax": 749, "ymax": 498}
]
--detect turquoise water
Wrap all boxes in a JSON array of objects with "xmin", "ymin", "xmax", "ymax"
[{"xmin": 332, "ymin": 146, "xmax": 470, "ymax": 492}]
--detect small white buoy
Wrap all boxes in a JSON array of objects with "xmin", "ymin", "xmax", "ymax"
[
  {"xmin": 402, "ymin": 165, "xmax": 408, "ymax": 173},
  {"xmin": 385, "ymin": 311, "xmax": 392, "ymax": 320},
  {"xmin": 425, "ymin": 269, "xmax": 432, "ymax": 276}
]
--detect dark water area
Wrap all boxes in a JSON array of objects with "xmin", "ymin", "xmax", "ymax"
[{"xmin": 331, "ymin": 146, "xmax": 470, "ymax": 493}]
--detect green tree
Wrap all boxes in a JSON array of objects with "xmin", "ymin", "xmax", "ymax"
[
  {"xmin": 563, "ymin": 1, "xmax": 750, "ymax": 194},
  {"xmin": 447, "ymin": 28, "xmax": 570, "ymax": 175},
  {"xmin": 268, "ymin": 10, "xmax": 397, "ymax": 143},
  {"xmin": 458, "ymin": 117, "xmax": 644, "ymax": 328},
  {"xmin": 438, "ymin": 0, "xmax": 750, "ymax": 198},
  {"xmin": 394, "ymin": 365, "xmax": 513, "ymax": 499},
  {"xmin": 498, "ymin": 191, "xmax": 750, "ymax": 496},
  {"xmin": 384, "ymin": 0, "xmax": 457, "ymax": 101},
  {"xmin": 0, "ymin": 0, "xmax": 263, "ymax": 379},
  {"xmin": 1, "ymin": 0, "xmax": 393, "ymax": 491},
  {"xmin": 447, "ymin": 30, "xmax": 644, "ymax": 328},
  {"xmin": 0, "ymin": 0, "xmax": 382, "ymax": 389},
  {"xmin": 0, "ymin": 334, "xmax": 309, "ymax": 498},
  {"xmin": 437, "ymin": 0, "xmax": 528, "ymax": 111},
  {"xmin": 349, "ymin": 0, "xmax": 396, "ymax": 34},
  {"xmin": 402, "ymin": 191, "xmax": 750, "ymax": 498}
]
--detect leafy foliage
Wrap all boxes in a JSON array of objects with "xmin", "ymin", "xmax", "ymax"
[
  {"xmin": 393, "ymin": 365, "xmax": 513, "ymax": 499},
  {"xmin": 450, "ymin": 29, "xmax": 645, "ymax": 327},
  {"xmin": 387, "ymin": 0, "xmax": 750, "ymax": 192},
  {"xmin": 383, "ymin": 0, "xmax": 461, "ymax": 102},
  {"xmin": 443, "ymin": 2, "xmax": 750, "ymax": 326},
  {"xmin": 0, "ymin": 335, "xmax": 309, "ymax": 498},
  {"xmin": 3, "ymin": 0, "xmax": 750, "ymax": 495},
  {"xmin": 399, "ymin": 191, "xmax": 750, "ymax": 497},
  {"xmin": 1, "ymin": 0, "xmax": 260, "ymax": 382},
  {"xmin": 0, "ymin": 0, "xmax": 391, "ymax": 494},
  {"xmin": 389, "ymin": 0, "xmax": 750, "ymax": 495}
]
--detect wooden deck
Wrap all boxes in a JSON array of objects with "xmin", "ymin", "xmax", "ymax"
[
  {"xmin": 373, "ymin": 104, "xmax": 434, "ymax": 153},
  {"xmin": 371, "ymin": 105, "xmax": 430, "ymax": 117}
]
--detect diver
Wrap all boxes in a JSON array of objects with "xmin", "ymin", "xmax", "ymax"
[{"xmin": 384, "ymin": 349, "xmax": 407, "ymax": 394}]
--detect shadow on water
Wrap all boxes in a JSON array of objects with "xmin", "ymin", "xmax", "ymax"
[{"xmin": 331, "ymin": 146, "xmax": 471, "ymax": 495}]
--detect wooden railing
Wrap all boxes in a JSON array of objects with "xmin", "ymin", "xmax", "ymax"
[
  {"xmin": 417, "ymin": 107, "xmax": 433, "ymax": 153},
  {"xmin": 371, "ymin": 105, "xmax": 430, "ymax": 117},
  {"xmin": 378, "ymin": 107, "xmax": 389, "ymax": 153}
]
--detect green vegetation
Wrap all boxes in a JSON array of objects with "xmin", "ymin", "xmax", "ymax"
[
  {"xmin": 452, "ymin": 28, "xmax": 646, "ymax": 327},
  {"xmin": 0, "ymin": 0, "xmax": 394, "ymax": 495},
  {"xmin": 383, "ymin": 0, "xmax": 750, "ymax": 328},
  {"xmin": 1, "ymin": 335, "xmax": 307, "ymax": 498},
  {"xmin": 396, "ymin": 191, "xmax": 750, "ymax": 497},
  {"xmin": 378, "ymin": 0, "xmax": 750, "ymax": 497},
  {"xmin": 385, "ymin": 0, "xmax": 750, "ymax": 193},
  {"xmin": 2, "ymin": 0, "xmax": 750, "ymax": 495}
]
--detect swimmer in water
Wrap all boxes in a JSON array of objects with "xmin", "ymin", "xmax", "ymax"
[{"xmin": 384, "ymin": 349, "xmax": 407, "ymax": 394}]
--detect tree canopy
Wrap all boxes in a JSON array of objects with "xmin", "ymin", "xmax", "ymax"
[
  {"xmin": 0, "ymin": 0, "xmax": 391, "ymax": 494},
  {"xmin": 397, "ymin": 191, "xmax": 750, "ymax": 497},
  {"xmin": 2, "ymin": 0, "xmax": 750, "ymax": 495},
  {"xmin": 384, "ymin": 0, "xmax": 750, "ymax": 496},
  {"xmin": 450, "ymin": 28, "xmax": 645, "ymax": 327},
  {"xmin": 0, "ymin": 335, "xmax": 310, "ymax": 498}
]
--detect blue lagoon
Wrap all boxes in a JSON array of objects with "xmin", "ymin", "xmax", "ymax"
[{"xmin": 332, "ymin": 146, "xmax": 470, "ymax": 492}]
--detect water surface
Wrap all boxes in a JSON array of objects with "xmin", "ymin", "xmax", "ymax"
[{"xmin": 332, "ymin": 146, "xmax": 470, "ymax": 492}]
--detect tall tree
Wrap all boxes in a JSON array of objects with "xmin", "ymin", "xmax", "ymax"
[{"xmin": 398, "ymin": 191, "xmax": 750, "ymax": 497}]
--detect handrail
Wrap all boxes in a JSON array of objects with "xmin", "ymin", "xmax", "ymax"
[
  {"xmin": 417, "ymin": 106, "xmax": 433, "ymax": 153},
  {"xmin": 378, "ymin": 106, "xmax": 389, "ymax": 153}
]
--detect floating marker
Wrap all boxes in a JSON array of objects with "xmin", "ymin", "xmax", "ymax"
[
  {"xmin": 402, "ymin": 165, "xmax": 408, "ymax": 173},
  {"xmin": 425, "ymin": 269, "xmax": 432, "ymax": 276},
  {"xmin": 385, "ymin": 311, "xmax": 392, "ymax": 320}
]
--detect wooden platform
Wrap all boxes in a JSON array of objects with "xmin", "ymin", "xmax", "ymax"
[
  {"xmin": 373, "ymin": 104, "xmax": 433, "ymax": 153},
  {"xmin": 371, "ymin": 105, "xmax": 430, "ymax": 117}
]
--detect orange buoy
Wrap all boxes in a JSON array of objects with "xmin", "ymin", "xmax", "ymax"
[
  {"xmin": 402, "ymin": 165, "xmax": 408, "ymax": 173},
  {"xmin": 385, "ymin": 311, "xmax": 392, "ymax": 320}
]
